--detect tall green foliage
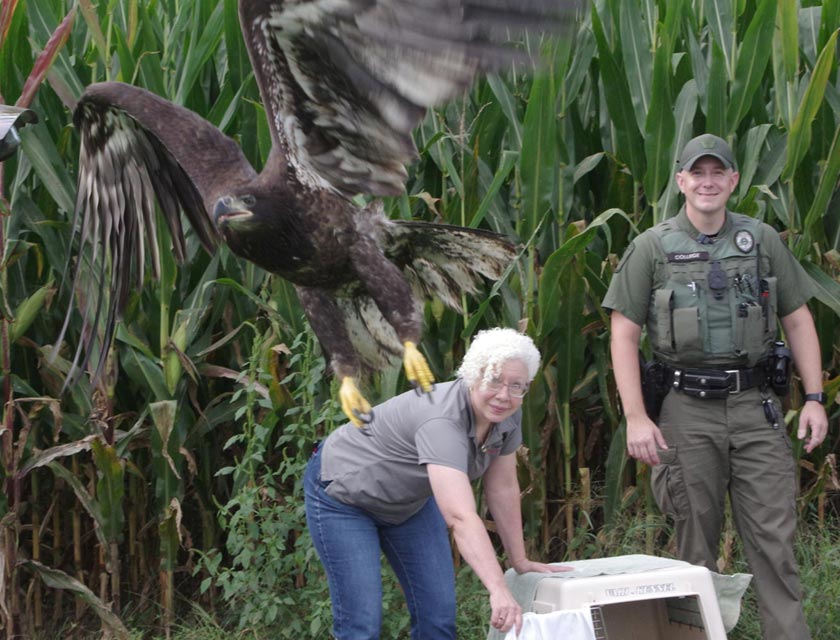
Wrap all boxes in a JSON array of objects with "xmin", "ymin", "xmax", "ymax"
[{"xmin": 1, "ymin": 0, "xmax": 838, "ymax": 636}]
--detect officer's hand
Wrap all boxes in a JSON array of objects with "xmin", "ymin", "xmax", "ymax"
[
  {"xmin": 798, "ymin": 401, "xmax": 829, "ymax": 454},
  {"xmin": 626, "ymin": 415, "xmax": 668, "ymax": 466}
]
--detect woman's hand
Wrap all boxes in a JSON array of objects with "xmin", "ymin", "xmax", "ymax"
[
  {"xmin": 510, "ymin": 558, "xmax": 573, "ymax": 575},
  {"xmin": 488, "ymin": 585, "xmax": 522, "ymax": 634}
]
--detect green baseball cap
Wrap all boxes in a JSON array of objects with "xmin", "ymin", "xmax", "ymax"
[{"xmin": 677, "ymin": 134, "xmax": 736, "ymax": 171}]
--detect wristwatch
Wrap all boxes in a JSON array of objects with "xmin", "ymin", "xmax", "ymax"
[{"xmin": 803, "ymin": 392, "xmax": 828, "ymax": 405}]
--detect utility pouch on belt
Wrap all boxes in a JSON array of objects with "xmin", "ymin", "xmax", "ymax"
[
  {"xmin": 640, "ymin": 355, "xmax": 668, "ymax": 421},
  {"xmin": 680, "ymin": 370, "xmax": 731, "ymax": 399}
]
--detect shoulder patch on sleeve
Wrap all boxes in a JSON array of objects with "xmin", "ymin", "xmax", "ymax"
[{"xmin": 614, "ymin": 242, "xmax": 636, "ymax": 273}]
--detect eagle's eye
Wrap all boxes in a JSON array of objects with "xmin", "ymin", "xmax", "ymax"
[{"xmin": 241, "ymin": 194, "xmax": 256, "ymax": 208}]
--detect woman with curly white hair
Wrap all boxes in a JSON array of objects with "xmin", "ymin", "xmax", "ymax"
[{"xmin": 304, "ymin": 327, "xmax": 569, "ymax": 639}]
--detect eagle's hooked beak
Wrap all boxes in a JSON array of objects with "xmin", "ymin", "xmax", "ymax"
[{"xmin": 213, "ymin": 195, "xmax": 254, "ymax": 228}]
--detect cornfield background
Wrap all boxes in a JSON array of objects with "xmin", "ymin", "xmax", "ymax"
[{"xmin": 1, "ymin": 0, "xmax": 839, "ymax": 638}]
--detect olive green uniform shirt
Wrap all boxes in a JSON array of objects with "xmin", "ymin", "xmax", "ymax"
[{"xmin": 603, "ymin": 208, "xmax": 815, "ymax": 334}]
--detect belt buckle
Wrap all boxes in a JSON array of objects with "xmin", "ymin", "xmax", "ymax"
[{"xmin": 726, "ymin": 369, "xmax": 741, "ymax": 394}]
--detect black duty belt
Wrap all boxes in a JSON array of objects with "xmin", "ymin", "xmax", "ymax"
[{"xmin": 663, "ymin": 364, "xmax": 767, "ymax": 398}]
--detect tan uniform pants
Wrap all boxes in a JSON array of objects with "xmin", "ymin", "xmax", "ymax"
[{"xmin": 651, "ymin": 387, "xmax": 810, "ymax": 640}]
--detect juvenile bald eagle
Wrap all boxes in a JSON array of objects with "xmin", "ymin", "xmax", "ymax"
[{"xmin": 62, "ymin": 0, "xmax": 578, "ymax": 424}]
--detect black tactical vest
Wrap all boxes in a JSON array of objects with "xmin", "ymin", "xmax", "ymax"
[{"xmin": 647, "ymin": 214, "xmax": 777, "ymax": 367}]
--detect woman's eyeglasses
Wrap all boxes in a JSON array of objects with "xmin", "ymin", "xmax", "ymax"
[{"xmin": 484, "ymin": 378, "xmax": 528, "ymax": 398}]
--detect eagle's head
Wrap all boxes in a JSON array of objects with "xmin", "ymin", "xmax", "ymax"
[
  {"xmin": 213, "ymin": 193, "xmax": 257, "ymax": 232},
  {"xmin": 212, "ymin": 191, "xmax": 312, "ymax": 276},
  {"xmin": 213, "ymin": 192, "xmax": 274, "ymax": 266}
]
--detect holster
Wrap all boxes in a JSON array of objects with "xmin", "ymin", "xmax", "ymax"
[{"xmin": 639, "ymin": 356, "xmax": 668, "ymax": 421}]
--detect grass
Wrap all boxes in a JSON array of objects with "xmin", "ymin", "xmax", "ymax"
[
  {"xmin": 28, "ymin": 516, "xmax": 837, "ymax": 639},
  {"xmin": 453, "ymin": 515, "xmax": 839, "ymax": 640}
]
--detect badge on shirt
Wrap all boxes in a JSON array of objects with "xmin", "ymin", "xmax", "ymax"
[{"xmin": 734, "ymin": 230, "xmax": 754, "ymax": 253}]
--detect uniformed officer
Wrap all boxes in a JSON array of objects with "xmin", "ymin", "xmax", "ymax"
[{"xmin": 603, "ymin": 134, "xmax": 829, "ymax": 640}]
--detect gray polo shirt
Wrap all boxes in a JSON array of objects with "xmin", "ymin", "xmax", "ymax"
[{"xmin": 320, "ymin": 379, "xmax": 522, "ymax": 524}]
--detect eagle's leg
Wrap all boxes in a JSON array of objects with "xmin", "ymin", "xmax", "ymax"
[
  {"xmin": 348, "ymin": 238, "xmax": 434, "ymax": 393},
  {"xmin": 295, "ymin": 286, "xmax": 372, "ymax": 427}
]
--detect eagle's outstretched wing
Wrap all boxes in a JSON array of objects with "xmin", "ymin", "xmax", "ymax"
[
  {"xmin": 239, "ymin": 0, "xmax": 580, "ymax": 197},
  {"xmin": 58, "ymin": 82, "xmax": 257, "ymax": 380}
]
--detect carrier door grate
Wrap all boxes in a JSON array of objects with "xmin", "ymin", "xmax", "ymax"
[{"xmin": 590, "ymin": 605, "xmax": 608, "ymax": 640}]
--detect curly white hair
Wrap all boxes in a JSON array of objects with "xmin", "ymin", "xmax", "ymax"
[{"xmin": 456, "ymin": 327, "xmax": 541, "ymax": 387}]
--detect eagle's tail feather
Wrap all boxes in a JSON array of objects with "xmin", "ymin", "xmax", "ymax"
[{"xmin": 382, "ymin": 220, "xmax": 519, "ymax": 308}]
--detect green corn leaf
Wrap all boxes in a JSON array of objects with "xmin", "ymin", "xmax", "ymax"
[
  {"xmin": 706, "ymin": 41, "xmax": 728, "ymax": 137},
  {"xmin": 557, "ymin": 207, "xmax": 631, "ymax": 259},
  {"xmin": 175, "ymin": 0, "xmax": 225, "ymax": 104},
  {"xmin": 22, "ymin": 1, "xmax": 85, "ymax": 99},
  {"xmin": 538, "ymin": 209, "xmax": 629, "ymax": 339},
  {"xmin": 802, "ymin": 261, "xmax": 840, "ymax": 318},
  {"xmin": 151, "ymin": 400, "xmax": 182, "ymax": 483},
  {"xmin": 113, "ymin": 23, "xmax": 137, "ymax": 84},
  {"xmin": 819, "ymin": 0, "xmax": 840, "ymax": 53},
  {"xmin": 619, "ymin": 0, "xmax": 652, "ymax": 133},
  {"xmin": 782, "ymin": 29, "xmax": 839, "ymax": 182},
  {"xmin": 591, "ymin": 4, "xmax": 646, "ymax": 179},
  {"xmin": 17, "ymin": 435, "xmax": 98, "ymax": 479},
  {"xmin": 77, "ymin": 0, "xmax": 107, "ymax": 64},
  {"xmin": 643, "ymin": 31, "xmax": 676, "ymax": 205},
  {"xmin": 777, "ymin": 0, "xmax": 798, "ymax": 83},
  {"xmin": 520, "ymin": 72, "xmax": 557, "ymax": 239},
  {"xmin": 9, "ymin": 282, "xmax": 53, "ymax": 343},
  {"xmin": 92, "ymin": 440, "xmax": 125, "ymax": 543},
  {"xmin": 799, "ymin": 7, "xmax": 822, "ymax": 67},
  {"xmin": 7, "ymin": 197, "xmax": 52, "ymax": 267},
  {"xmin": 573, "ymin": 152, "xmax": 606, "ymax": 185},
  {"xmin": 685, "ymin": 22, "xmax": 709, "ymax": 102},
  {"xmin": 223, "ymin": 0, "xmax": 247, "ymax": 88},
  {"xmin": 468, "ymin": 150, "xmax": 518, "ymax": 228},
  {"xmin": 562, "ymin": 22, "xmax": 597, "ymax": 113},
  {"xmin": 726, "ymin": 0, "xmax": 775, "ymax": 131},
  {"xmin": 752, "ymin": 128, "xmax": 787, "ymax": 190},
  {"xmin": 541, "ymin": 252, "xmax": 587, "ymax": 405},
  {"xmin": 120, "ymin": 348, "xmax": 169, "ymax": 400},
  {"xmin": 164, "ymin": 320, "xmax": 188, "ymax": 394},
  {"xmin": 48, "ymin": 461, "xmax": 108, "ymax": 551},
  {"xmin": 737, "ymin": 124, "xmax": 773, "ymax": 201},
  {"xmin": 704, "ymin": 0, "xmax": 736, "ymax": 80},
  {"xmin": 18, "ymin": 125, "xmax": 75, "ymax": 214},
  {"xmin": 803, "ymin": 125, "xmax": 840, "ymax": 237},
  {"xmin": 487, "ymin": 74, "xmax": 523, "ymax": 151}
]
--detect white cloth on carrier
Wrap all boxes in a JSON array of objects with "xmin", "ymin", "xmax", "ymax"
[{"xmin": 502, "ymin": 607, "xmax": 596, "ymax": 640}]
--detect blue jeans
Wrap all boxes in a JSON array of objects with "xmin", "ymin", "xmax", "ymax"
[{"xmin": 304, "ymin": 447, "xmax": 456, "ymax": 639}]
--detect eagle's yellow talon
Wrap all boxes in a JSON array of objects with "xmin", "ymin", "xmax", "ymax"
[
  {"xmin": 340, "ymin": 377, "xmax": 373, "ymax": 427},
  {"xmin": 403, "ymin": 341, "xmax": 434, "ymax": 393}
]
